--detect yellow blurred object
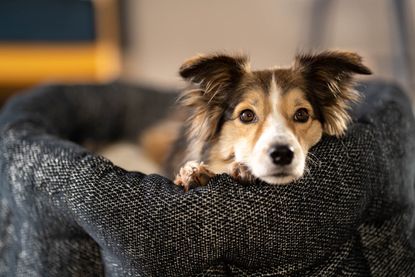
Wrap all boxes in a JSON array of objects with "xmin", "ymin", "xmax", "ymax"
[
  {"xmin": 0, "ymin": 43, "xmax": 120, "ymax": 85},
  {"xmin": 0, "ymin": 0, "xmax": 120, "ymax": 87}
]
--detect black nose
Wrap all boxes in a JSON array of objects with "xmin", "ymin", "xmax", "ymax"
[{"xmin": 268, "ymin": 145, "xmax": 294, "ymax": 165}]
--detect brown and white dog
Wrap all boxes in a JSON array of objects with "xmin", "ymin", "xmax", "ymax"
[{"xmin": 160, "ymin": 51, "xmax": 371, "ymax": 191}]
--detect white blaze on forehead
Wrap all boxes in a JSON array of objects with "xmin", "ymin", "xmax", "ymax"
[
  {"xmin": 251, "ymin": 73, "xmax": 294, "ymax": 152},
  {"xmin": 268, "ymin": 72, "xmax": 285, "ymax": 126},
  {"xmin": 269, "ymin": 72, "xmax": 280, "ymax": 116}
]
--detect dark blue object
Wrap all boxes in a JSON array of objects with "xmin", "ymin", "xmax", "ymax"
[{"xmin": 0, "ymin": 0, "xmax": 95, "ymax": 42}]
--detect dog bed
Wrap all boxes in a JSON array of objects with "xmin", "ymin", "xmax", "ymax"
[{"xmin": 0, "ymin": 81, "xmax": 414, "ymax": 276}]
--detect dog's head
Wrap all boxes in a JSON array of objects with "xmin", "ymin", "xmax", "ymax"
[{"xmin": 179, "ymin": 51, "xmax": 371, "ymax": 184}]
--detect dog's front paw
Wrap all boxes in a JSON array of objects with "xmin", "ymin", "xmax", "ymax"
[
  {"xmin": 174, "ymin": 161, "xmax": 215, "ymax": 192},
  {"xmin": 230, "ymin": 162, "xmax": 255, "ymax": 184}
]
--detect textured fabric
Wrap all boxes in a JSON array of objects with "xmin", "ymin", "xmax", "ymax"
[{"xmin": 0, "ymin": 82, "xmax": 414, "ymax": 276}]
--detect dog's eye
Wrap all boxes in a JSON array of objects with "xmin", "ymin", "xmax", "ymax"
[
  {"xmin": 239, "ymin": 109, "xmax": 256, "ymax": 123},
  {"xmin": 293, "ymin": 108, "xmax": 309, "ymax": 123}
]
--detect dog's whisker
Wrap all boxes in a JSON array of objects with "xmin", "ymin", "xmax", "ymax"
[
  {"xmin": 306, "ymin": 152, "xmax": 321, "ymax": 166},
  {"xmin": 305, "ymin": 156, "xmax": 318, "ymax": 167},
  {"xmin": 306, "ymin": 157, "xmax": 318, "ymax": 167},
  {"xmin": 303, "ymin": 162, "xmax": 320, "ymax": 182},
  {"xmin": 304, "ymin": 165, "xmax": 311, "ymax": 175},
  {"xmin": 304, "ymin": 166, "xmax": 317, "ymax": 182}
]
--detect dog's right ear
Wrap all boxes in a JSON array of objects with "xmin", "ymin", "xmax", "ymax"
[
  {"xmin": 178, "ymin": 54, "xmax": 249, "ymax": 142},
  {"xmin": 179, "ymin": 53, "xmax": 249, "ymax": 94}
]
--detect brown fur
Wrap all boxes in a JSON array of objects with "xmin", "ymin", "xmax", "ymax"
[
  {"xmin": 280, "ymin": 88, "xmax": 323, "ymax": 151},
  {"xmin": 163, "ymin": 51, "xmax": 371, "ymax": 189},
  {"xmin": 294, "ymin": 51, "xmax": 371, "ymax": 136},
  {"xmin": 140, "ymin": 120, "xmax": 181, "ymax": 165},
  {"xmin": 178, "ymin": 54, "xmax": 249, "ymax": 143}
]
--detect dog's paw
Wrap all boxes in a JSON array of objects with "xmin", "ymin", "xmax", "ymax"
[
  {"xmin": 229, "ymin": 162, "xmax": 255, "ymax": 184},
  {"xmin": 174, "ymin": 161, "xmax": 215, "ymax": 192}
]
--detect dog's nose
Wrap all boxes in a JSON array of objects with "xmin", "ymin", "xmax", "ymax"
[{"xmin": 268, "ymin": 145, "xmax": 294, "ymax": 165}]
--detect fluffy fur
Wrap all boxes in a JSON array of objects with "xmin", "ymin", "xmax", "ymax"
[{"xmin": 167, "ymin": 51, "xmax": 371, "ymax": 191}]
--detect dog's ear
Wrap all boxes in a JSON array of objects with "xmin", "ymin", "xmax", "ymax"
[
  {"xmin": 179, "ymin": 53, "xmax": 249, "ymax": 92},
  {"xmin": 294, "ymin": 51, "xmax": 371, "ymax": 137},
  {"xmin": 179, "ymin": 54, "xmax": 249, "ymax": 141}
]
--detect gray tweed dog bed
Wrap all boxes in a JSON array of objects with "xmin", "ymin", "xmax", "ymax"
[{"xmin": 0, "ymin": 81, "xmax": 414, "ymax": 276}]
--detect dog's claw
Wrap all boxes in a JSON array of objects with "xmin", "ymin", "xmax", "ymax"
[
  {"xmin": 174, "ymin": 161, "xmax": 215, "ymax": 191},
  {"xmin": 230, "ymin": 162, "xmax": 254, "ymax": 184}
]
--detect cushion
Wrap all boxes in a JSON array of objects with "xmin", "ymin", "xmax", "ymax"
[{"xmin": 0, "ymin": 81, "xmax": 414, "ymax": 276}]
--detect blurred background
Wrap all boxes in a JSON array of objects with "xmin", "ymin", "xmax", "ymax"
[{"xmin": 0, "ymin": 0, "xmax": 414, "ymax": 105}]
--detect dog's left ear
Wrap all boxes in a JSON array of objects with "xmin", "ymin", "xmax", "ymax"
[{"xmin": 294, "ymin": 51, "xmax": 372, "ymax": 137}]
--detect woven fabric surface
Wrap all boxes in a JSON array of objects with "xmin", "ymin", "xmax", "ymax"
[{"xmin": 0, "ymin": 82, "xmax": 414, "ymax": 276}]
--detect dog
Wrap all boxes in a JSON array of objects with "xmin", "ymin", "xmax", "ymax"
[{"xmin": 148, "ymin": 51, "xmax": 371, "ymax": 191}]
